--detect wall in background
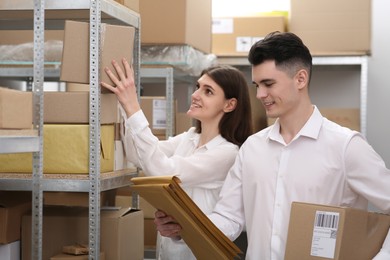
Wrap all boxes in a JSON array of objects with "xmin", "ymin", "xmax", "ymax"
[{"xmin": 367, "ymin": 0, "xmax": 390, "ymax": 167}]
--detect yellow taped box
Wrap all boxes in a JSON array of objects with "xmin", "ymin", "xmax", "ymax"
[{"xmin": 0, "ymin": 124, "xmax": 114, "ymax": 174}]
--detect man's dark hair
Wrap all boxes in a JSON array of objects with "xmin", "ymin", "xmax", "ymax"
[{"xmin": 248, "ymin": 31, "xmax": 313, "ymax": 82}]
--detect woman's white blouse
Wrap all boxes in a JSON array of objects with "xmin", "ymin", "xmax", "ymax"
[{"xmin": 122, "ymin": 110, "xmax": 239, "ymax": 260}]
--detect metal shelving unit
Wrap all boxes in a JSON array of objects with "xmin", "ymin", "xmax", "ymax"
[
  {"xmin": 217, "ymin": 55, "xmax": 369, "ymax": 137},
  {"xmin": 0, "ymin": 0, "xmax": 140, "ymax": 259}
]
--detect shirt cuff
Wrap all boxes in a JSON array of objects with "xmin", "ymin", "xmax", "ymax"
[
  {"xmin": 125, "ymin": 110, "xmax": 149, "ymax": 135},
  {"xmin": 372, "ymin": 249, "xmax": 390, "ymax": 260}
]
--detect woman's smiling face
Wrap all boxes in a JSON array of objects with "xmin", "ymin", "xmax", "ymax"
[{"xmin": 187, "ymin": 74, "xmax": 229, "ymax": 124}]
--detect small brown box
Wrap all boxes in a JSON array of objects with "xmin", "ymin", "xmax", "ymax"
[
  {"xmin": 0, "ymin": 87, "xmax": 32, "ymax": 129},
  {"xmin": 60, "ymin": 20, "xmax": 135, "ymax": 89}
]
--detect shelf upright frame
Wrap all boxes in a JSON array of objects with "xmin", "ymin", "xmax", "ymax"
[
  {"xmin": 31, "ymin": 0, "xmax": 45, "ymax": 259},
  {"xmin": 89, "ymin": 0, "xmax": 102, "ymax": 259}
]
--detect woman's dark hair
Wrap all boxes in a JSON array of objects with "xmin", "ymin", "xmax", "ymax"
[
  {"xmin": 248, "ymin": 31, "xmax": 313, "ymax": 83},
  {"xmin": 194, "ymin": 65, "xmax": 253, "ymax": 147}
]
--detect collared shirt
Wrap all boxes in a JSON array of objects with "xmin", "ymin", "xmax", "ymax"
[
  {"xmin": 209, "ymin": 106, "xmax": 390, "ymax": 260},
  {"xmin": 123, "ymin": 110, "xmax": 239, "ymax": 260}
]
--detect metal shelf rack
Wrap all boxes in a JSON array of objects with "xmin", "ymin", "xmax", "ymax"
[
  {"xmin": 0, "ymin": 0, "xmax": 140, "ymax": 259},
  {"xmin": 217, "ymin": 55, "xmax": 369, "ymax": 137}
]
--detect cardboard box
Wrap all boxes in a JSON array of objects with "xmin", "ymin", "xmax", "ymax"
[
  {"xmin": 44, "ymin": 92, "xmax": 118, "ymax": 124},
  {"xmin": 0, "ymin": 191, "xmax": 31, "ymax": 244},
  {"xmin": 285, "ymin": 202, "xmax": 390, "ymax": 260},
  {"xmin": 0, "ymin": 124, "xmax": 115, "ymax": 174},
  {"xmin": 43, "ymin": 190, "xmax": 116, "ymax": 207},
  {"xmin": 124, "ymin": 0, "xmax": 139, "ymax": 12},
  {"xmin": 60, "ymin": 20, "xmax": 135, "ymax": 88},
  {"xmin": 115, "ymin": 195, "xmax": 156, "ymax": 219},
  {"xmin": 139, "ymin": 0, "xmax": 212, "ymax": 53},
  {"xmin": 144, "ymin": 218, "xmax": 158, "ymax": 247},
  {"xmin": 267, "ymin": 108, "xmax": 360, "ymax": 131},
  {"xmin": 65, "ymin": 83, "xmax": 90, "ymax": 92},
  {"xmin": 289, "ymin": 0, "xmax": 371, "ymax": 55},
  {"xmin": 0, "ymin": 240, "xmax": 20, "ymax": 260},
  {"xmin": 0, "ymin": 30, "xmax": 63, "ymax": 45},
  {"xmin": 50, "ymin": 252, "xmax": 105, "ymax": 260},
  {"xmin": 320, "ymin": 108, "xmax": 360, "ymax": 132},
  {"xmin": 114, "ymin": 140, "xmax": 125, "ymax": 170},
  {"xmin": 0, "ymin": 87, "xmax": 32, "ymax": 129},
  {"xmin": 140, "ymin": 96, "xmax": 175, "ymax": 137},
  {"xmin": 22, "ymin": 206, "xmax": 144, "ymax": 260},
  {"xmin": 212, "ymin": 16, "xmax": 286, "ymax": 56},
  {"xmin": 114, "ymin": 0, "xmax": 139, "ymax": 12},
  {"xmin": 115, "ymin": 195, "xmax": 158, "ymax": 245}
]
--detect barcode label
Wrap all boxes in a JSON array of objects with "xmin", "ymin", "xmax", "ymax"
[
  {"xmin": 314, "ymin": 211, "xmax": 339, "ymax": 229},
  {"xmin": 156, "ymin": 120, "xmax": 166, "ymax": 125},
  {"xmin": 152, "ymin": 99, "xmax": 167, "ymax": 129},
  {"xmin": 310, "ymin": 210, "xmax": 340, "ymax": 258}
]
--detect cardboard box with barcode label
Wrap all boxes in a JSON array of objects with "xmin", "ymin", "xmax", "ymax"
[
  {"xmin": 212, "ymin": 16, "xmax": 286, "ymax": 56},
  {"xmin": 141, "ymin": 96, "xmax": 176, "ymax": 139},
  {"xmin": 285, "ymin": 202, "xmax": 390, "ymax": 260}
]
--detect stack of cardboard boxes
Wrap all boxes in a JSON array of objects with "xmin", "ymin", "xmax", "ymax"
[
  {"xmin": 211, "ymin": 0, "xmax": 371, "ymax": 57},
  {"xmin": 0, "ymin": 9, "xmax": 145, "ymax": 259}
]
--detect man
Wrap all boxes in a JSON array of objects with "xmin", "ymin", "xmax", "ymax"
[{"xmin": 154, "ymin": 31, "xmax": 390, "ymax": 259}]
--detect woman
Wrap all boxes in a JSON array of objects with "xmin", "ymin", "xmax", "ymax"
[{"xmin": 101, "ymin": 58, "xmax": 253, "ymax": 260}]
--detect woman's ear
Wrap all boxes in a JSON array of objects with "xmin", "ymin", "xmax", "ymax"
[{"xmin": 224, "ymin": 98, "xmax": 237, "ymax": 113}]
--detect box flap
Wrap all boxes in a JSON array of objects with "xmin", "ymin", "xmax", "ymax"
[
  {"xmin": 101, "ymin": 206, "xmax": 133, "ymax": 218},
  {"xmin": 100, "ymin": 124, "xmax": 114, "ymax": 160}
]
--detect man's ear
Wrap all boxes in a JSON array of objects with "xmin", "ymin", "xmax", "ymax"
[
  {"xmin": 296, "ymin": 69, "xmax": 309, "ymax": 90},
  {"xmin": 224, "ymin": 98, "xmax": 237, "ymax": 113}
]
